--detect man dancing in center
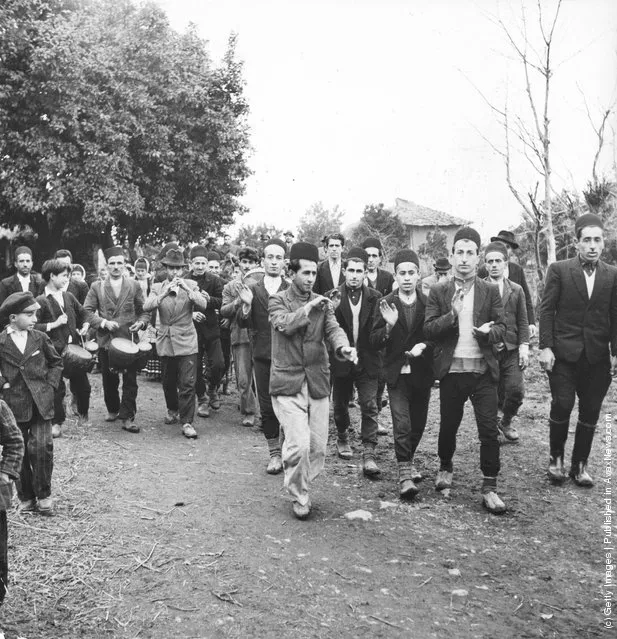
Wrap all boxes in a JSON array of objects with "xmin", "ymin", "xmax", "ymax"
[{"xmin": 269, "ymin": 242, "xmax": 356, "ymax": 520}]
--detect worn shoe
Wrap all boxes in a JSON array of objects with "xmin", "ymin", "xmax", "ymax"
[
  {"xmin": 377, "ymin": 423, "xmax": 389, "ymax": 436},
  {"xmin": 410, "ymin": 465, "xmax": 423, "ymax": 482},
  {"xmin": 18, "ymin": 499, "xmax": 36, "ymax": 513},
  {"xmin": 221, "ymin": 382, "xmax": 231, "ymax": 396},
  {"xmin": 51, "ymin": 423, "xmax": 62, "ymax": 438},
  {"xmin": 197, "ymin": 402, "xmax": 210, "ymax": 418},
  {"xmin": 400, "ymin": 479, "xmax": 419, "ymax": 499},
  {"xmin": 363, "ymin": 457, "xmax": 381, "ymax": 477},
  {"xmin": 241, "ymin": 415, "xmax": 254, "ymax": 427},
  {"xmin": 336, "ymin": 439, "xmax": 353, "ymax": 460},
  {"xmin": 209, "ymin": 390, "xmax": 221, "ymax": 410},
  {"xmin": 105, "ymin": 412, "xmax": 119, "ymax": 422},
  {"xmin": 569, "ymin": 462, "xmax": 594, "ymax": 487},
  {"xmin": 266, "ymin": 454, "xmax": 283, "ymax": 475},
  {"xmin": 77, "ymin": 414, "xmax": 91, "ymax": 428},
  {"xmin": 292, "ymin": 500, "xmax": 311, "ymax": 520},
  {"xmin": 499, "ymin": 420, "xmax": 520, "ymax": 442},
  {"xmin": 482, "ymin": 491, "xmax": 507, "ymax": 514},
  {"xmin": 548, "ymin": 456, "xmax": 566, "ymax": 484},
  {"xmin": 121, "ymin": 419, "xmax": 140, "ymax": 433},
  {"xmin": 38, "ymin": 496, "xmax": 54, "ymax": 516},
  {"xmin": 182, "ymin": 423, "xmax": 197, "ymax": 439},
  {"xmin": 164, "ymin": 410, "xmax": 179, "ymax": 424},
  {"xmin": 435, "ymin": 470, "xmax": 453, "ymax": 490}
]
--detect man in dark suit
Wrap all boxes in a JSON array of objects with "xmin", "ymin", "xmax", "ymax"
[
  {"xmin": 185, "ymin": 246, "xmax": 225, "ymax": 417},
  {"xmin": 478, "ymin": 230, "xmax": 536, "ymax": 338},
  {"xmin": 361, "ymin": 237, "xmax": 394, "ymax": 296},
  {"xmin": 0, "ymin": 246, "xmax": 42, "ymax": 307},
  {"xmin": 313, "ymin": 233, "xmax": 345, "ymax": 294},
  {"xmin": 424, "ymin": 227, "xmax": 507, "ymax": 514},
  {"xmin": 370, "ymin": 249, "xmax": 434, "ymax": 499},
  {"xmin": 83, "ymin": 247, "xmax": 150, "ymax": 432},
  {"xmin": 237, "ymin": 238, "xmax": 289, "ymax": 474},
  {"xmin": 329, "ymin": 247, "xmax": 383, "ymax": 476},
  {"xmin": 483, "ymin": 242, "xmax": 530, "ymax": 442},
  {"xmin": 539, "ymin": 213, "xmax": 617, "ymax": 487}
]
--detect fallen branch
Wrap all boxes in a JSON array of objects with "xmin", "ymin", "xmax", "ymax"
[{"xmin": 369, "ymin": 615, "xmax": 405, "ymax": 630}]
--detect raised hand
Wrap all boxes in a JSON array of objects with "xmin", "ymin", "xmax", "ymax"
[
  {"xmin": 451, "ymin": 288, "xmax": 465, "ymax": 316},
  {"xmin": 238, "ymin": 284, "xmax": 253, "ymax": 306},
  {"xmin": 379, "ymin": 299, "xmax": 399, "ymax": 327}
]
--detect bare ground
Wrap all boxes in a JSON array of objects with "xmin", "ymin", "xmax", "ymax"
[{"xmin": 0, "ymin": 365, "xmax": 614, "ymax": 638}]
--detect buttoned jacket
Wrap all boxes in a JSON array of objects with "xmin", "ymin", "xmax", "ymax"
[
  {"xmin": 268, "ymin": 283, "xmax": 349, "ymax": 398},
  {"xmin": 35, "ymin": 290, "xmax": 89, "ymax": 354},
  {"xmin": 484, "ymin": 278, "xmax": 529, "ymax": 350},
  {"xmin": 366, "ymin": 268, "xmax": 394, "ymax": 297},
  {"xmin": 143, "ymin": 280, "xmax": 207, "ymax": 357},
  {"xmin": 0, "ymin": 329, "xmax": 63, "ymax": 421},
  {"xmin": 185, "ymin": 271, "xmax": 224, "ymax": 342}
]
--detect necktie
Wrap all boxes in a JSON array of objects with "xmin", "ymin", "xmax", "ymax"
[{"xmin": 581, "ymin": 261, "xmax": 596, "ymax": 276}]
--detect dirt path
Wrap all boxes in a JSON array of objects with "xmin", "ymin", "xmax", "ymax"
[{"xmin": 1, "ymin": 368, "xmax": 613, "ymax": 638}]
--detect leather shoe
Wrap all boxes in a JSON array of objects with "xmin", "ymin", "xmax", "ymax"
[
  {"xmin": 377, "ymin": 423, "xmax": 389, "ymax": 436},
  {"xmin": 38, "ymin": 496, "xmax": 54, "ymax": 516},
  {"xmin": 400, "ymin": 479, "xmax": 419, "ymax": 499},
  {"xmin": 499, "ymin": 421, "xmax": 519, "ymax": 442},
  {"xmin": 548, "ymin": 456, "xmax": 566, "ymax": 483},
  {"xmin": 336, "ymin": 439, "xmax": 353, "ymax": 460},
  {"xmin": 266, "ymin": 454, "xmax": 283, "ymax": 475},
  {"xmin": 18, "ymin": 499, "xmax": 36, "ymax": 513},
  {"xmin": 164, "ymin": 410, "xmax": 179, "ymax": 424},
  {"xmin": 105, "ymin": 412, "xmax": 119, "ymax": 422},
  {"xmin": 435, "ymin": 470, "xmax": 453, "ymax": 490},
  {"xmin": 209, "ymin": 390, "xmax": 221, "ymax": 410},
  {"xmin": 363, "ymin": 458, "xmax": 381, "ymax": 477},
  {"xmin": 197, "ymin": 402, "xmax": 210, "ymax": 418},
  {"xmin": 410, "ymin": 465, "xmax": 422, "ymax": 482},
  {"xmin": 292, "ymin": 500, "xmax": 311, "ymax": 520},
  {"xmin": 182, "ymin": 423, "xmax": 198, "ymax": 439},
  {"xmin": 121, "ymin": 420, "xmax": 140, "ymax": 433},
  {"xmin": 241, "ymin": 415, "xmax": 254, "ymax": 427},
  {"xmin": 482, "ymin": 491, "xmax": 506, "ymax": 514},
  {"xmin": 51, "ymin": 423, "xmax": 62, "ymax": 438},
  {"xmin": 569, "ymin": 462, "xmax": 594, "ymax": 487}
]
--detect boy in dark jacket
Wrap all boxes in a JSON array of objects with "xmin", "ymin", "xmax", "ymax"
[{"xmin": 0, "ymin": 292, "xmax": 63, "ymax": 515}]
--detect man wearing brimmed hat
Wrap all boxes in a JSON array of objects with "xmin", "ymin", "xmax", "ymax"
[
  {"xmin": 483, "ymin": 242, "xmax": 529, "ymax": 443},
  {"xmin": 421, "ymin": 256, "xmax": 452, "ymax": 295},
  {"xmin": 283, "ymin": 231, "xmax": 295, "ymax": 258},
  {"xmin": 371, "ymin": 249, "xmax": 434, "ymax": 499},
  {"xmin": 144, "ymin": 249, "xmax": 208, "ymax": 439},
  {"xmin": 539, "ymin": 213, "xmax": 617, "ymax": 487},
  {"xmin": 0, "ymin": 246, "xmax": 43, "ymax": 307},
  {"xmin": 269, "ymin": 242, "xmax": 357, "ymax": 520},
  {"xmin": 84, "ymin": 247, "xmax": 150, "ymax": 432},
  {"xmin": 0, "ymin": 291, "xmax": 62, "ymax": 515},
  {"xmin": 236, "ymin": 238, "xmax": 290, "ymax": 474},
  {"xmin": 478, "ymin": 230, "xmax": 536, "ymax": 338},
  {"xmin": 425, "ymin": 227, "xmax": 508, "ymax": 514},
  {"xmin": 328, "ymin": 247, "xmax": 383, "ymax": 476},
  {"xmin": 185, "ymin": 245, "xmax": 225, "ymax": 418}
]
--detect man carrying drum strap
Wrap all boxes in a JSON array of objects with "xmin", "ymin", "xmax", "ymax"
[{"xmin": 84, "ymin": 247, "xmax": 149, "ymax": 433}]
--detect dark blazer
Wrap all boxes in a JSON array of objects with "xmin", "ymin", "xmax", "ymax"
[
  {"xmin": 0, "ymin": 329, "xmax": 63, "ymax": 422},
  {"xmin": 0, "ymin": 400, "xmax": 24, "ymax": 510},
  {"xmin": 237, "ymin": 277, "xmax": 289, "ymax": 362},
  {"xmin": 35, "ymin": 291, "xmax": 89, "ymax": 354},
  {"xmin": 370, "ymin": 288, "xmax": 434, "ymax": 387},
  {"xmin": 478, "ymin": 260, "xmax": 535, "ymax": 325},
  {"xmin": 371, "ymin": 287, "xmax": 434, "ymax": 388},
  {"xmin": 185, "ymin": 271, "xmax": 224, "ymax": 342},
  {"xmin": 68, "ymin": 279, "xmax": 89, "ymax": 305},
  {"xmin": 424, "ymin": 277, "xmax": 506, "ymax": 382},
  {"xmin": 484, "ymin": 278, "xmax": 529, "ymax": 350},
  {"xmin": 330, "ymin": 284, "xmax": 382, "ymax": 379},
  {"xmin": 366, "ymin": 268, "xmax": 394, "ymax": 297},
  {"xmin": 83, "ymin": 277, "xmax": 150, "ymax": 349},
  {"xmin": 539, "ymin": 257, "xmax": 617, "ymax": 365},
  {"xmin": 313, "ymin": 260, "xmax": 345, "ymax": 295},
  {"xmin": 0, "ymin": 273, "xmax": 43, "ymax": 306}
]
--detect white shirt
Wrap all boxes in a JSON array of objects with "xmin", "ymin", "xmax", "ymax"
[
  {"xmin": 17, "ymin": 273, "xmax": 30, "ymax": 292},
  {"xmin": 329, "ymin": 260, "xmax": 341, "ymax": 287},
  {"xmin": 7, "ymin": 326, "xmax": 28, "ymax": 353},
  {"xmin": 45, "ymin": 286, "xmax": 64, "ymax": 310},
  {"xmin": 263, "ymin": 275, "xmax": 282, "ymax": 296},
  {"xmin": 583, "ymin": 269, "xmax": 596, "ymax": 298}
]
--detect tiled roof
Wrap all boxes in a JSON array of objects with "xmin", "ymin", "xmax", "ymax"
[{"xmin": 394, "ymin": 198, "xmax": 471, "ymax": 227}]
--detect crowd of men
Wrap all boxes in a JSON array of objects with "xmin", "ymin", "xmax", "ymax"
[{"xmin": 0, "ymin": 211, "xmax": 614, "ymax": 589}]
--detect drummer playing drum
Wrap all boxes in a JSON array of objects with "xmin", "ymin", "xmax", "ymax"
[
  {"xmin": 84, "ymin": 247, "xmax": 150, "ymax": 433},
  {"xmin": 36, "ymin": 259, "xmax": 92, "ymax": 438}
]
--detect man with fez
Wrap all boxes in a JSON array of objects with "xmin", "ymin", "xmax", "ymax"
[
  {"xmin": 361, "ymin": 237, "xmax": 394, "ymax": 296},
  {"xmin": 539, "ymin": 213, "xmax": 617, "ymax": 487},
  {"xmin": 84, "ymin": 247, "xmax": 149, "ymax": 432},
  {"xmin": 424, "ymin": 227, "xmax": 508, "ymax": 514},
  {"xmin": 269, "ymin": 242, "xmax": 357, "ymax": 520}
]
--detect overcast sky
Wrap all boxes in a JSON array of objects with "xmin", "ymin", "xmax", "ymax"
[{"xmin": 155, "ymin": 0, "xmax": 617, "ymax": 239}]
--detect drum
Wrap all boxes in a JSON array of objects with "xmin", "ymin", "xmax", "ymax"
[
  {"xmin": 83, "ymin": 340, "xmax": 99, "ymax": 354},
  {"xmin": 62, "ymin": 344, "xmax": 95, "ymax": 377},
  {"xmin": 135, "ymin": 341, "xmax": 152, "ymax": 370},
  {"xmin": 108, "ymin": 338, "xmax": 139, "ymax": 370}
]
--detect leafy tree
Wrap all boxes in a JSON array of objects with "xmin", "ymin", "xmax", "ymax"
[
  {"xmin": 417, "ymin": 227, "xmax": 449, "ymax": 262},
  {"xmin": 0, "ymin": 0, "xmax": 251, "ymax": 258},
  {"xmin": 348, "ymin": 203, "xmax": 407, "ymax": 261},
  {"xmin": 296, "ymin": 201, "xmax": 344, "ymax": 246}
]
